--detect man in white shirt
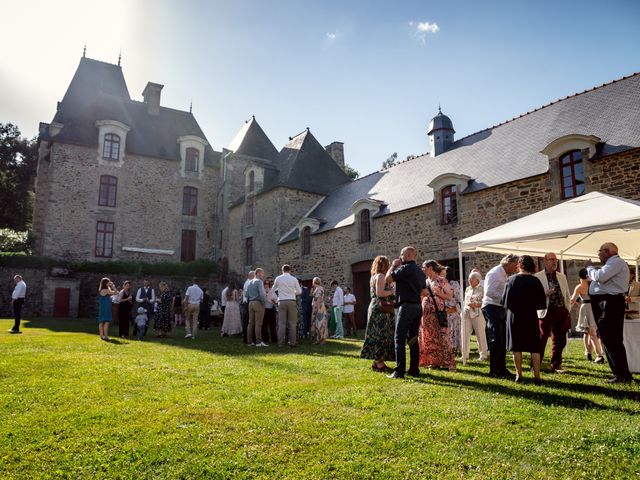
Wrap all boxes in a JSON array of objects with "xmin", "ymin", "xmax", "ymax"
[
  {"xmin": 220, "ymin": 285, "xmax": 229, "ymax": 314},
  {"xmin": 481, "ymin": 254, "xmax": 519, "ymax": 377},
  {"xmin": 586, "ymin": 242, "xmax": 632, "ymax": 383},
  {"xmin": 241, "ymin": 271, "xmax": 255, "ymax": 344},
  {"xmin": 342, "ymin": 287, "xmax": 357, "ymax": 337},
  {"xmin": 331, "ymin": 280, "xmax": 345, "ymax": 339},
  {"xmin": 10, "ymin": 274, "xmax": 26, "ymax": 334},
  {"xmin": 184, "ymin": 278, "xmax": 204, "ymax": 339},
  {"xmin": 271, "ymin": 264, "xmax": 302, "ymax": 347}
]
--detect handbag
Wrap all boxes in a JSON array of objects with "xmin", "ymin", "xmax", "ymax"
[
  {"xmin": 378, "ymin": 297, "xmax": 395, "ymax": 315},
  {"xmin": 427, "ymin": 284, "xmax": 448, "ymax": 328}
]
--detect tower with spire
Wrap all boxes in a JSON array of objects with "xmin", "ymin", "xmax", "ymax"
[{"xmin": 428, "ymin": 106, "xmax": 455, "ymax": 156}]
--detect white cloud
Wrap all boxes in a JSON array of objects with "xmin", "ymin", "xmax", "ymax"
[
  {"xmin": 326, "ymin": 32, "xmax": 337, "ymax": 41},
  {"xmin": 409, "ymin": 20, "xmax": 440, "ymax": 45}
]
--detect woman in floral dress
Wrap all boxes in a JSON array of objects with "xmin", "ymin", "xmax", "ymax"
[
  {"xmin": 419, "ymin": 260, "xmax": 456, "ymax": 371},
  {"xmin": 441, "ymin": 266, "xmax": 462, "ymax": 356},
  {"xmin": 311, "ymin": 277, "xmax": 328, "ymax": 345},
  {"xmin": 360, "ymin": 255, "xmax": 396, "ymax": 372}
]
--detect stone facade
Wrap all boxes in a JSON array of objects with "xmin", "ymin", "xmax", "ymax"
[{"xmin": 33, "ymin": 142, "xmax": 218, "ymax": 262}]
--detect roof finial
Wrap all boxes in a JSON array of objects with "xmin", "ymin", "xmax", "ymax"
[
  {"xmin": 83, "ymin": 44, "xmax": 86, "ymax": 58},
  {"xmin": 438, "ymin": 103, "xmax": 442, "ymax": 114},
  {"xmin": 189, "ymin": 99, "xmax": 193, "ymax": 113},
  {"xmin": 118, "ymin": 49, "xmax": 122, "ymax": 66}
]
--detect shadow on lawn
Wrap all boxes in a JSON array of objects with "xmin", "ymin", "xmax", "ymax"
[{"xmin": 416, "ymin": 368, "xmax": 640, "ymax": 409}]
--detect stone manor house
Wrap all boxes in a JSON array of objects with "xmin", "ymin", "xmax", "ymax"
[{"xmin": 33, "ymin": 56, "xmax": 640, "ymax": 325}]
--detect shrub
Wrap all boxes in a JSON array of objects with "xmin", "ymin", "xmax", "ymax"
[{"xmin": 0, "ymin": 229, "xmax": 34, "ymax": 253}]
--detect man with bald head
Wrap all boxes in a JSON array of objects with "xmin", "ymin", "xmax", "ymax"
[
  {"xmin": 386, "ymin": 246, "xmax": 427, "ymax": 379},
  {"xmin": 586, "ymin": 242, "xmax": 633, "ymax": 383}
]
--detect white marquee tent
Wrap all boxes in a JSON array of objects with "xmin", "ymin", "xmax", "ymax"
[{"xmin": 457, "ymin": 191, "xmax": 640, "ymax": 367}]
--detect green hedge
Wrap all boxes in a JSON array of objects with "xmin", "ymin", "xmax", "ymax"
[{"xmin": 0, "ymin": 254, "xmax": 219, "ymax": 277}]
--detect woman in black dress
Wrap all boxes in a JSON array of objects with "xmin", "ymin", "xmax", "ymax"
[
  {"xmin": 154, "ymin": 281, "xmax": 173, "ymax": 337},
  {"xmin": 118, "ymin": 280, "xmax": 134, "ymax": 338},
  {"xmin": 503, "ymin": 255, "xmax": 547, "ymax": 384}
]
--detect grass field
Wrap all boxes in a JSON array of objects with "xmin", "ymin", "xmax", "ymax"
[{"xmin": 1, "ymin": 317, "xmax": 639, "ymax": 479}]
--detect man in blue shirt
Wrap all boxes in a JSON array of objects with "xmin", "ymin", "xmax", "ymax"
[
  {"xmin": 586, "ymin": 242, "xmax": 633, "ymax": 383},
  {"xmin": 386, "ymin": 246, "xmax": 427, "ymax": 379}
]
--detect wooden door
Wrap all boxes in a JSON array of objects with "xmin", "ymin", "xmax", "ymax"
[
  {"xmin": 351, "ymin": 260, "xmax": 373, "ymax": 329},
  {"xmin": 181, "ymin": 229, "xmax": 196, "ymax": 262},
  {"xmin": 53, "ymin": 288, "xmax": 70, "ymax": 317}
]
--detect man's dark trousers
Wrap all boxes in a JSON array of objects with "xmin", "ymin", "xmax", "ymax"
[
  {"xmin": 13, "ymin": 298, "xmax": 24, "ymax": 332},
  {"xmin": 539, "ymin": 307, "xmax": 570, "ymax": 370},
  {"xmin": 394, "ymin": 303, "xmax": 422, "ymax": 376},
  {"xmin": 591, "ymin": 294, "xmax": 632, "ymax": 380},
  {"xmin": 482, "ymin": 304, "xmax": 507, "ymax": 375}
]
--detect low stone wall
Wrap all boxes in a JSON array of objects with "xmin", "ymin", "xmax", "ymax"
[{"xmin": 1, "ymin": 266, "xmax": 222, "ymax": 319}]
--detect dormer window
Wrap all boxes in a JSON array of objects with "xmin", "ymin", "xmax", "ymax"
[
  {"xmin": 441, "ymin": 185, "xmax": 458, "ymax": 224},
  {"xmin": 302, "ymin": 227, "xmax": 311, "ymax": 255},
  {"xmin": 185, "ymin": 147, "xmax": 199, "ymax": 172},
  {"xmin": 359, "ymin": 210, "xmax": 371, "ymax": 243},
  {"xmin": 560, "ymin": 150, "xmax": 585, "ymax": 199},
  {"xmin": 103, "ymin": 134, "xmax": 120, "ymax": 160}
]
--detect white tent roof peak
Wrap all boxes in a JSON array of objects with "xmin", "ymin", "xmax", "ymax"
[{"xmin": 459, "ymin": 191, "xmax": 640, "ymax": 263}]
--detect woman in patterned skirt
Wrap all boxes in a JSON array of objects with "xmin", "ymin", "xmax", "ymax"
[
  {"xmin": 419, "ymin": 260, "xmax": 456, "ymax": 371},
  {"xmin": 441, "ymin": 266, "xmax": 462, "ymax": 356},
  {"xmin": 360, "ymin": 255, "xmax": 396, "ymax": 372},
  {"xmin": 311, "ymin": 277, "xmax": 329, "ymax": 345}
]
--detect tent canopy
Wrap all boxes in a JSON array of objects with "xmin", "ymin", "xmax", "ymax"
[{"xmin": 458, "ymin": 191, "xmax": 640, "ymax": 263}]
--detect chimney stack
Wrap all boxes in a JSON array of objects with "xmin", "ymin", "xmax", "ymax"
[
  {"xmin": 324, "ymin": 141, "xmax": 345, "ymax": 169},
  {"xmin": 142, "ymin": 82, "xmax": 164, "ymax": 115}
]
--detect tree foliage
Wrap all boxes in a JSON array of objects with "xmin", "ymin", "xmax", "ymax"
[
  {"xmin": 343, "ymin": 163, "xmax": 359, "ymax": 180},
  {"xmin": 0, "ymin": 123, "xmax": 37, "ymax": 230},
  {"xmin": 381, "ymin": 152, "xmax": 398, "ymax": 170}
]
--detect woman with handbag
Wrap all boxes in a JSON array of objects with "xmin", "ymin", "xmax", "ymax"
[
  {"xmin": 419, "ymin": 260, "xmax": 456, "ymax": 371},
  {"xmin": 360, "ymin": 255, "xmax": 396, "ymax": 372}
]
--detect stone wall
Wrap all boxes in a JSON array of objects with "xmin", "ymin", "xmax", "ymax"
[
  {"xmin": 33, "ymin": 142, "xmax": 219, "ymax": 262},
  {"xmin": 226, "ymin": 187, "xmax": 323, "ymax": 276},
  {"xmin": 1, "ymin": 266, "xmax": 223, "ymax": 319}
]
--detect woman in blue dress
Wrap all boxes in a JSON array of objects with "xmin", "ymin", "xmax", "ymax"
[{"xmin": 98, "ymin": 277, "xmax": 117, "ymax": 340}]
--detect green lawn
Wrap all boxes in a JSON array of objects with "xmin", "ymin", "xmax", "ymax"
[{"xmin": 1, "ymin": 318, "xmax": 638, "ymax": 479}]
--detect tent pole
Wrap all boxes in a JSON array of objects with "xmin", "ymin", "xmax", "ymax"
[{"xmin": 458, "ymin": 244, "xmax": 466, "ymax": 365}]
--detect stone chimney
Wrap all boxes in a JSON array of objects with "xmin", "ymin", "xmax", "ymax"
[
  {"xmin": 142, "ymin": 82, "xmax": 164, "ymax": 115},
  {"xmin": 324, "ymin": 141, "xmax": 345, "ymax": 169}
]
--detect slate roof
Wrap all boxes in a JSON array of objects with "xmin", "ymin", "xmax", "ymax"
[
  {"xmin": 269, "ymin": 129, "xmax": 351, "ymax": 194},
  {"xmin": 281, "ymin": 72, "xmax": 640, "ymax": 243},
  {"xmin": 227, "ymin": 116, "xmax": 278, "ymax": 161},
  {"xmin": 45, "ymin": 57, "xmax": 220, "ymax": 166}
]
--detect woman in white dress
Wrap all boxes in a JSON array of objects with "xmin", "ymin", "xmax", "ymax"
[
  {"xmin": 570, "ymin": 268, "xmax": 604, "ymax": 363},
  {"xmin": 221, "ymin": 283, "xmax": 242, "ymax": 336}
]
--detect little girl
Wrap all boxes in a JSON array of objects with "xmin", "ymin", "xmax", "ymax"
[{"xmin": 135, "ymin": 307, "xmax": 148, "ymax": 341}]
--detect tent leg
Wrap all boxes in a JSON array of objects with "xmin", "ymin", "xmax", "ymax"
[{"xmin": 458, "ymin": 246, "xmax": 466, "ymax": 366}]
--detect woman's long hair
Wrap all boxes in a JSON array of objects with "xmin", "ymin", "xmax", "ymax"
[
  {"xmin": 99, "ymin": 277, "xmax": 110, "ymax": 292},
  {"xmin": 370, "ymin": 256, "xmax": 390, "ymax": 276}
]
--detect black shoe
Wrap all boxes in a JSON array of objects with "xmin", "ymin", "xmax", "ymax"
[
  {"xmin": 9, "ymin": 329, "xmax": 21, "ymax": 334},
  {"xmin": 387, "ymin": 371, "xmax": 405, "ymax": 379},
  {"xmin": 496, "ymin": 369, "xmax": 512, "ymax": 378},
  {"xmin": 586, "ymin": 353, "xmax": 593, "ymax": 361},
  {"xmin": 533, "ymin": 377, "xmax": 543, "ymax": 386},
  {"xmin": 407, "ymin": 370, "xmax": 420, "ymax": 378}
]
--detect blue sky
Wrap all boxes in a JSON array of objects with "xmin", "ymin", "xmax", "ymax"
[{"xmin": 2, "ymin": 0, "xmax": 639, "ymax": 176}]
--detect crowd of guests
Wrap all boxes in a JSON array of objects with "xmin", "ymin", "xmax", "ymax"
[
  {"xmin": 96, "ymin": 277, "xmax": 219, "ymax": 341},
  {"xmin": 359, "ymin": 242, "xmax": 635, "ymax": 385},
  {"xmin": 10, "ymin": 240, "xmax": 636, "ymax": 387}
]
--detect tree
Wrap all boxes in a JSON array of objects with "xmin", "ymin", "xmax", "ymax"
[
  {"xmin": 0, "ymin": 123, "xmax": 37, "ymax": 230},
  {"xmin": 343, "ymin": 163, "xmax": 359, "ymax": 180},
  {"xmin": 381, "ymin": 152, "xmax": 397, "ymax": 170}
]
